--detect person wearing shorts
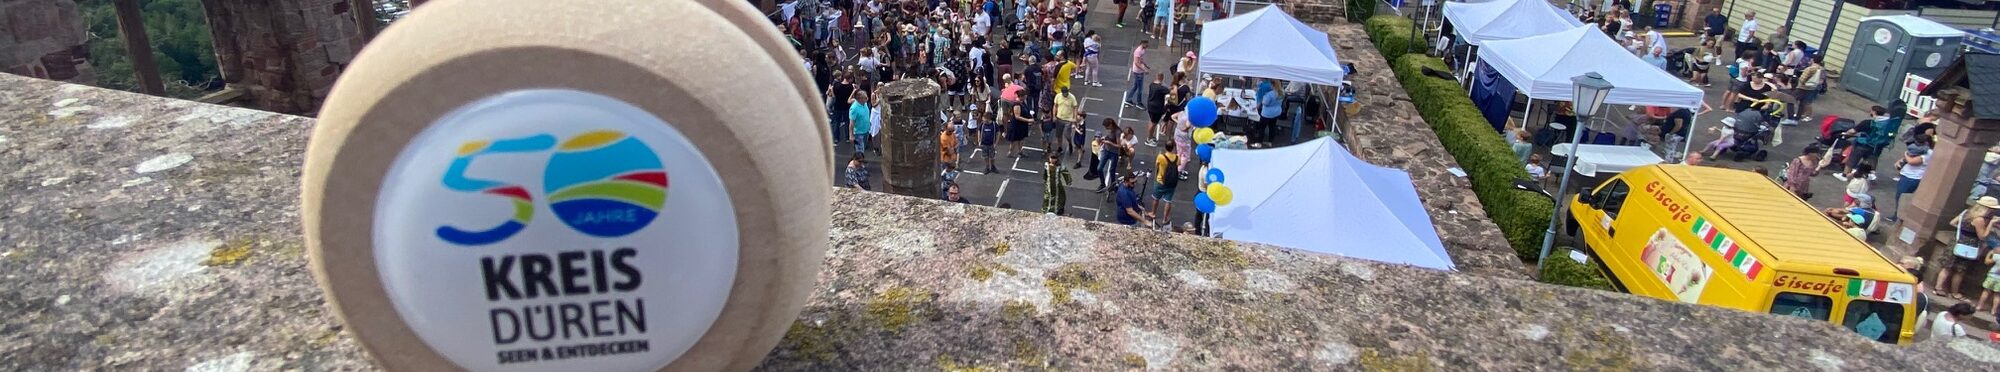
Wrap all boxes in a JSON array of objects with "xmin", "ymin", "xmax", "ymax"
[{"xmin": 979, "ymin": 110, "xmax": 1001, "ymax": 173}]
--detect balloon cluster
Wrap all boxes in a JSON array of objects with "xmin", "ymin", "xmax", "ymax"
[{"xmin": 1187, "ymin": 96, "xmax": 1232, "ymax": 214}]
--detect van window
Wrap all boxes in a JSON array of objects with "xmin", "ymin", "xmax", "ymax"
[
  {"xmin": 1770, "ymin": 292, "xmax": 1833, "ymax": 321},
  {"xmin": 1591, "ymin": 180, "xmax": 1632, "ymax": 218},
  {"xmin": 1842, "ymin": 300, "xmax": 1905, "ymax": 343}
]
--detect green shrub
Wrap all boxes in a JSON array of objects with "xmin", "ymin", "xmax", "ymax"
[
  {"xmin": 1346, "ymin": 0, "xmax": 1377, "ymax": 23},
  {"xmin": 1541, "ymin": 249, "xmax": 1615, "ymax": 291},
  {"xmin": 1389, "ymin": 54, "xmax": 1555, "ymax": 262},
  {"xmin": 1363, "ymin": 15, "xmax": 1415, "ymax": 60}
]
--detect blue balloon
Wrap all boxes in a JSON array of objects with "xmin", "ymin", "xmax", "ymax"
[
  {"xmin": 1196, "ymin": 144, "xmax": 1214, "ymax": 162},
  {"xmin": 1194, "ymin": 192, "xmax": 1217, "ymax": 214},
  {"xmin": 1187, "ymin": 97, "xmax": 1218, "ymax": 127},
  {"xmin": 1205, "ymin": 168, "xmax": 1225, "ymax": 184}
]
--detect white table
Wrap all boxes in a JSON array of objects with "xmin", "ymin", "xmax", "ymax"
[{"xmin": 1549, "ymin": 143, "xmax": 1665, "ymax": 176}]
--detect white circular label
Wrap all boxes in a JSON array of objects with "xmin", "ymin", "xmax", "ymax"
[
  {"xmin": 1874, "ymin": 28, "xmax": 1894, "ymax": 45},
  {"xmin": 373, "ymin": 90, "xmax": 738, "ymax": 370},
  {"xmin": 1927, "ymin": 53, "xmax": 1943, "ymax": 68}
]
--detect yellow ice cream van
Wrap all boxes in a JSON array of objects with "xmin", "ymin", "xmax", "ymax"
[{"xmin": 1568, "ymin": 164, "xmax": 1919, "ymax": 344}]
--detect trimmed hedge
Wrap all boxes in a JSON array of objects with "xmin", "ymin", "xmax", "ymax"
[
  {"xmin": 1389, "ymin": 54, "xmax": 1554, "ymax": 262},
  {"xmin": 1362, "ymin": 16, "xmax": 1414, "ymax": 62},
  {"xmin": 1542, "ymin": 249, "xmax": 1616, "ymax": 290}
]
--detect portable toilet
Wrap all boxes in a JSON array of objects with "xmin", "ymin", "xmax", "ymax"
[{"xmin": 1842, "ymin": 15, "xmax": 1966, "ymax": 105}]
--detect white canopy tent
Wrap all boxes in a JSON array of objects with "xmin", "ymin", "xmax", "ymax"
[
  {"xmin": 1442, "ymin": 0, "xmax": 1583, "ymax": 45},
  {"xmin": 1209, "ymin": 137, "xmax": 1455, "ymax": 271},
  {"xmin": 1198, "ymin": 5, "xmax": 1345, "ymax": 85},
  {"xmin": 1476, "ymin": 26, "xmax": 1706, "ymax": 162},
  {"xmin": 1476, "ymin": 26, "xmax": 1704, "ymax": 108}
]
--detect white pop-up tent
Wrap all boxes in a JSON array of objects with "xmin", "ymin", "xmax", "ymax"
[
  {"xmin": 1208, "ymin": 137, "xmax": 1454, "ymax": 270},
  {"xmin": 1476, "ymin": 26, "xmax": 1705, "ymax": 109},
  {"xmin": 1199, "ymin": 6, "xmax": 1344, "ymax": 85},
  {"xmin": 1442, "ymin": 0, "xmax": 1583, "ymax": 45}
]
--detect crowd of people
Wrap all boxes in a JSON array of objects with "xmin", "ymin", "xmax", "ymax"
[{"xmin": 790, "ymin": 0, "xmax": 1265, "ymax": 233}]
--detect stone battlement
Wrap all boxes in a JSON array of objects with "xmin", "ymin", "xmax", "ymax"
[{"xmin": 2, "ymin": 74, "xmax": 1998, "ymax": 370}]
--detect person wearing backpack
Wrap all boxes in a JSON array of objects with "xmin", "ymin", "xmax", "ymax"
[{"xmin": 1152, "ymin": 141, "xmax": 1182, "ymax": 227}]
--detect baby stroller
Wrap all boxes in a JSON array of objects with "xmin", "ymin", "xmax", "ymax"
[
  {"xmin": 1718, "ymin": 108, "xmax": 1774, "ymax": 162},
  {"xmin": 1666, "ymin": 47, "xmax": 1697, "ymax": 79}
]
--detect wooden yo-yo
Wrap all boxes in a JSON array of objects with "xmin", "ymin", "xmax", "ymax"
[{"xmin": 301, "ymin": 0, "xmax": 831, "ymax": 370}]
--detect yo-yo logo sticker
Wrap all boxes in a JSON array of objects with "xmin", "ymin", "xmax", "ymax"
[
  {"xmin": 436, "ymin": 131, "xmax": 669, "ymax": 245},
  {"xmin": 372, "ymin": 90, "xmax": 736, "ymax": 371}
]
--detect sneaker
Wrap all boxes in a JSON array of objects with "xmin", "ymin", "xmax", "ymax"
[
  {"xmin": 1868, "ymin": 173, "xmax": 1878, "ymax": 181},
  {"xmin": 1832, "ymin": 173, "xmax": 1848, "ymax": 181},
  {"xmin": 1116, "ymin": 23, "xmax": 1126, "ymax": 28},
  {"xmin": 1146, "ymin": 140, "xmax": 1158, "ymax": 147}
]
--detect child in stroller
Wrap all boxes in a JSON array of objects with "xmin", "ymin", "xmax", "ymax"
[{"xmin": 1708, "ymin": 99, "xmax": 1787, "ymax": 162}]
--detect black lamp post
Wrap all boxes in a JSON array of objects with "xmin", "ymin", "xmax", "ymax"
[{"xmin": 1536, "ymin": 72, "xmax": 1614, "ymax": 276}]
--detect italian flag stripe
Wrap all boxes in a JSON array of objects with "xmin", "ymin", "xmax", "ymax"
[
  {"xmin": 1719, "ymin": 239, "xmax": 1738, "ymax": 257},
  {"xmin": 1743, "ymin": 259, "xmax": 1764, "ymax": 279},
  {"xmin": 1692, "ymin": 217, "xmax": 1707, "ymax": 235},
  {"xmin": 1848, "ymin": 278, "xmax": 1864, "ymax": 297},
  {"xmin": 1731, "ymin": 250, "xmax": 1747, "ymax": 266},
  {"xmin": 1870, "ymin": 281, "xmax": 1890, "ymax": 299}
]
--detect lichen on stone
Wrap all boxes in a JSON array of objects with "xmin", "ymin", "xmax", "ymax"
[
  {"xmin": 1001, "ymin": 300, "xmax": 1037, "ymax": 322},
  {"xmin": 969, "ymin": 265, "xmax": 995, "ymax": 281},
  {"xmin": 1121, "ymin": 353, "xmax": 1148, "ymax": 368},
  {"xmin": 1184, "ymin": 240, "xmax": 1249, "ymax": 270},
  {"xmin": 1011, "ymin": 339, "xmax": 1046, "ymax": 367},
  {"xmin": 202, "ymin": 238, "xmax": 255, "ymax": 267},
  {"xmin": 1357, "ymin": 349, "xmax": 1432, "ymax": 371},
  {"xmin": 935, "ymin": 354, "xmax": 996, "ymax": 372},
  {"xmin": 865, "ymin": 286, "xmax": 930, "ymax": 333},
  {"xmin": 1044, "ymin": 264, "xmax": 1103, "ymax": 305},
  {"xmin": 783, "ymin": 320, "xmax": 838, "ymax": 362},
  {"xmin": 991, "ymin": 241, "xmax": 1011, "ymax": 255}
]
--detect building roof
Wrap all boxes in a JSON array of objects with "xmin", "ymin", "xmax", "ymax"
[
  {"xmin": 1921, "ymin": 52, "xmax": 2000, "ymax": 120},
  {"xmin": 1967, "ymin": 52, "xmax": 2000, "ymax": 120}
]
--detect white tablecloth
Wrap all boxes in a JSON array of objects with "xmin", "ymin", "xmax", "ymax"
[
  {"xmin": 1549, "ymin": 143, "xmax": 1664, "ymax": 176},
  {"xmin": 1219, "ymin": 88, "xmax": 1260, "ymax": 119}
]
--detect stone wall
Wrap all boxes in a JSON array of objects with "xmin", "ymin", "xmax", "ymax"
[
  {"xmin": 199, "ymin": 0, "xmax": 364, "ymax": 114},
  {"xmin": 0, "ymin": 0, "xmax": 92, "ymax": 83},
  {"xmin": 6, "ymin": 73, "xmax": 2000, "ymax": 370}
]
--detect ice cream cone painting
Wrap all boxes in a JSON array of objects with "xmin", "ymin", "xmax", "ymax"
[{"xmin": 1641, "ymin": 228, "xmax": 1713, "ymax": 303}]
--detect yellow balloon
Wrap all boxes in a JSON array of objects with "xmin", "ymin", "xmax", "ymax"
[
  {"xmin": 1207, "ymin": 183, "xmax": 1234, "ymax": 205},
  {"xmin": 1193, "ymin": 127, "xmax": 1216, "ymax": 144}
]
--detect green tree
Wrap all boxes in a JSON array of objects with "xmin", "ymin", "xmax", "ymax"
[{"xmin": 81, "ymin": 0, "xmax": 218, "ymax": 99}]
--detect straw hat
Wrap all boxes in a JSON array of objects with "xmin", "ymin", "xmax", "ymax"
[{"xmin": 1980, "ymin": 196, "xmax": 2000, "ymax": 210}]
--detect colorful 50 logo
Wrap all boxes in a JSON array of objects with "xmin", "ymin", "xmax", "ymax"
[{"xmin": 435, "ymin": 130, "xmax": 670, "ymax": 245}]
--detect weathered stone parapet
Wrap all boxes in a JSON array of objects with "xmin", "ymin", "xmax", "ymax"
[
  {"xmin": 199, "ymin": 0, "xmax": 365, "ymax": 114},
  {"xmin": 3, "ymin": 71, "xmax": 1999, "ymax": 371},
  {"xmin": 1310, "ymin": 22, "xmax": 1525, "ymax": 279}
]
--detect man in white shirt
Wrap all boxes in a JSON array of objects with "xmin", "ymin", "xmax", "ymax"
[
  {"xmin": 1736, "ymin": 11, "xmax": 1759, "ymax": 58},
  {"xmin": 972, "ymin": 11, "xmax": 990, "ymax": 36}
]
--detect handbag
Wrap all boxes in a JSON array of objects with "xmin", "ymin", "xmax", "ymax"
[{"xmin": 1955, "ymin": 211, "xmax": 1982, "ymax": 259}]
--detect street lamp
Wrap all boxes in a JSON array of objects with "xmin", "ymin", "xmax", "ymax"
[{"xmin": 1535, "ymin": 72, "xmax": 1614, "ymax": 277}]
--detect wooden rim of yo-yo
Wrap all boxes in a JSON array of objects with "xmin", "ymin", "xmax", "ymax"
[{"xmin": 302, "ymin": 0, "xmax": 830, "ymax": 370}]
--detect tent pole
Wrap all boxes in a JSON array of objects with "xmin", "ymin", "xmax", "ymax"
[
  {"xmin": 1522, "ymin": 97, "xmax": 1536, "ymax": 133},
  {"xmin": 1679, "ymin": 111, "xmax": 1700, "ymax": 163}
]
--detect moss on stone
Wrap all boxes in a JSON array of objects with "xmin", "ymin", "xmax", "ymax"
[
  {"xmin": 970, "ymin": 265, "xmax": 996, "ymax": 281},
  {"xmin": 308, "ymin": 329, "xmax": 341, "ymax": 348},
  {"xmin": 1044, "ymin": 264, "xmax": 1104, "ymax": 305},
  {"xmin": 992, "ymin": 241, "xmax": 1012, "ymax": 255},
  {"xmin": 1121, "ymin": 353, "xmax": 1148, "ymax": 368},
  {"xmin": 202, "ymin": 238, "xmax": 254, "ymax": 267},
  {"xmin": 783, "ymin": 320, "xmax": 838, "ymax": 362},
  {"xmin": 1358, "ymin": 349, "xmax": 1432, "ymax": 372},
  {"xmin": 865, "ymin": 286, "xmax": 930, "ymax": 333}
]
